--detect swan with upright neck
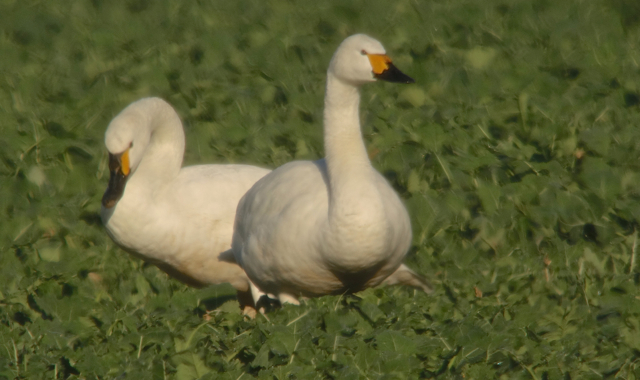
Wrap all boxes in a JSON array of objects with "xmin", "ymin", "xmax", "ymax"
[
  {"xmin": 232, "ymin": 34, "xmax": 432, "ymax": 306},
  {"xmin": 100, "ymin": 97, "xmax": 270, "ymax": 316}
]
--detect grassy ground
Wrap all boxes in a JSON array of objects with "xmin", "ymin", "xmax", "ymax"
[{"xmin": 2, "ymin": 0, "xmax": 640, "ymax": 378}]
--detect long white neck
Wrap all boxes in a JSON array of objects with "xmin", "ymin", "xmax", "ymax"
[
  {"xmin": 323, "ymin": 74, "xmax": 375, "ymax": 215},
  {"xmin": 322, "ymin": 73, "xmax": 389, "ymax": 255},
  {"xmin": 130, "ymin": 98, "xmax": 185, "ymax": 190}
]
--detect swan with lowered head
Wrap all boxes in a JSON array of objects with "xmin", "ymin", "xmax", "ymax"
[
  {"xmin": 232, "ymin": 34, "xmax": 432, "ymax": 306},
  {"xmin": 100, "ymin": 97, "xmax": 270, "ymax": 316}
]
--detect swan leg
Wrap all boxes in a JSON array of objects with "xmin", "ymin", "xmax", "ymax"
[
  {"xmin": 237, "ymin": 290, "xmax": 258, "ymax": 319},
  {"xmin": 249, "ymin": 280, "xmax": 264, "ymax": 306},
  {"xmin": 248, "ymin": 280, "xmax": 275, "ymax": 315}
]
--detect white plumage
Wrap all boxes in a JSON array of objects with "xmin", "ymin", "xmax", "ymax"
[
  {"xmin": 232, "ymin": 34, "xmax": 431, "ymax": 306},
  {"xmin": 100, "ymin": 97, "xmax": 270, "ymax": 316}
]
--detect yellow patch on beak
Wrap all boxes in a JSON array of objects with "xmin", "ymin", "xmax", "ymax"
[
  {"xmin": 367, "ymin": 54, "xmax": 392, "ymax": 75},
  {"xmin": 121, "ymin": 149, "xmax": 130, "ymax": 176},
  {"xmin": 103, "ymin": 149, "xmax": 131, "ymax": 208}
]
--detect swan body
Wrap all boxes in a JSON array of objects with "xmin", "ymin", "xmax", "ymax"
[
  {"xmin": 100, "ymin": 97, "xmax": 270, "ymax": 315},
  {"xmin": 232, "ymin": 34, "xmax": 431, "ymax": 305}
]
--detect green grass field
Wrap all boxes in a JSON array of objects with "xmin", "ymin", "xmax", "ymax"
[{"xmin": 2, "ymin": 0, "xmax": 640, "ymax": 378}]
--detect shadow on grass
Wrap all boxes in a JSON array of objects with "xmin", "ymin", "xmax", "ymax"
[{"xmin": 200, "ymin": 295, "xmax": 239, "ymax": 311}]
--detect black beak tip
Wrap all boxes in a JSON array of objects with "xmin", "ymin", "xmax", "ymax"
[
  {"xmin": 102, "ymin": 169, "xmax": 129, "ymax": 209},
  {"xmin": 375, "ymin": 62, "xmax": 416, "ymax": 84},
  {"xmin": 102, "ymin": 196, "xmax": 116, "ymax": 209}
]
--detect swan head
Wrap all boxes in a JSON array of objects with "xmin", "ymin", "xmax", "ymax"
[
  {"xmin": 102, "ymin": 108, "xmax": 150, "ymax": 208},
  {"xmin": 328, "ymin": 34, "xmax": 414, "ymax": 86}
]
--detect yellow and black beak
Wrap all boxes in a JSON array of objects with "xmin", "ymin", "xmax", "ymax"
[
  {"xmin": 102, "ymin": 149, "xmax": 130, "ymax": 208},
  {"xmin": 368, "ymin": 54, "xmax": 415, "ymax": 84}
]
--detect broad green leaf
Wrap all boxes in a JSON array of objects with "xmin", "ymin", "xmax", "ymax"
[
  {"xmin": 375, "ymin": 330, "xmax": 416, "ymax": 356},
  {"xmin": 38, "ymin": 244, "xmax": 61, "ymax": 262}
]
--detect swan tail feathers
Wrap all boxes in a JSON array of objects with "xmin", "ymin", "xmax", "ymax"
[{"xmin": 382, "ymin": 264, "xmax": 433, "ymax": 294}]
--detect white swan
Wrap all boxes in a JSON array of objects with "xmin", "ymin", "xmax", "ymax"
[
  {"xmin": 232, "ymin": 34, "xmax": 432, "ymax": 306},
  {"xmin": 100, "ymin": 97, "xmax": 270, "ymax": 316}
]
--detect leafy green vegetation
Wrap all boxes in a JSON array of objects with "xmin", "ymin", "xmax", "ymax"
[{"xmin": 2, "ymin": 0, "xmax": 640, "ymax": 378}]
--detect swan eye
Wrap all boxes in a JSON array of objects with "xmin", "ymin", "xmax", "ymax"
[{"xmin": 361, "ymin": 50, "xmax": 367, "ymax": 55}]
